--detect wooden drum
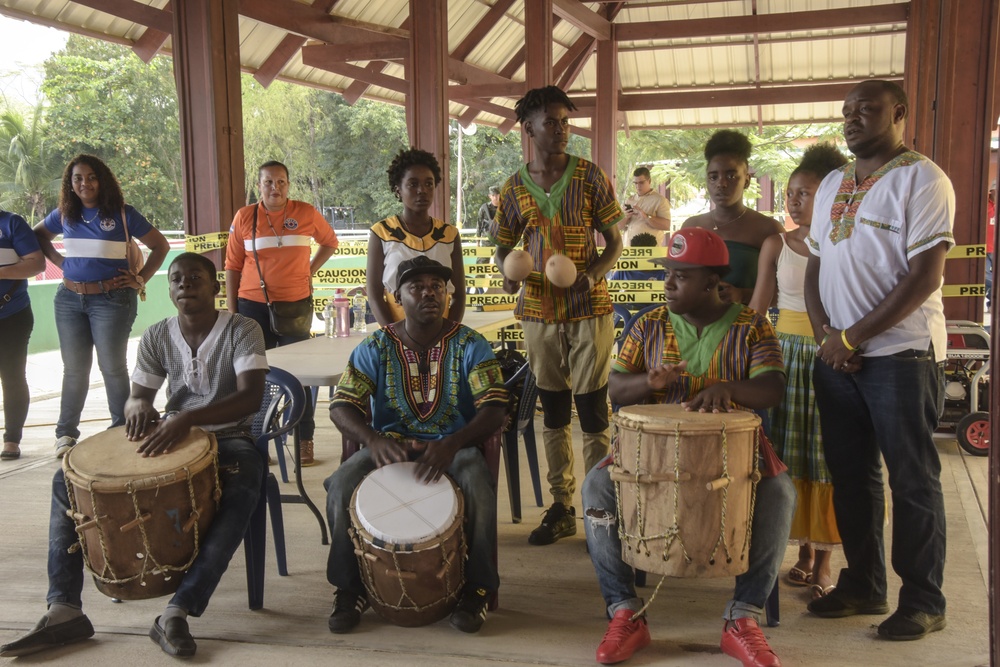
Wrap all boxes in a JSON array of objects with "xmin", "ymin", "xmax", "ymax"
[
  {"xmin": 611, "ymin": 404, "xmax": 760, "ymax": 578},
  {"xmin": 349, "ymin": 462, "xmax": 466, "ymax": 627},
  {"xmin": 62, "ymin": 426, "xmax": 220, "ymax": 600}
]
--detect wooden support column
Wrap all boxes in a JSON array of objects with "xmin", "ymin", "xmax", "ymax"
[
  {"xmin": 172, "ymin": 0, "xmax": 244, "ymax": 256},
  {"xmin": 904, "ymin": 0, "xmax": 997, "ymax": 322},
  {"xmin": 406, "ymin": 0, "xmax": 450, "ymax": 222},
  {"xmin": 522, "ymin": 0, "xmax": 553, "ymax": 159},
  {"xmin": 592, "ymin": 35, "xmax": 618, "ymax": 182}
]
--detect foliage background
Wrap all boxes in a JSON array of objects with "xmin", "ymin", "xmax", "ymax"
[{"xmin": 0, "ymin": 34, "xmax": 846, "ymax": 231}]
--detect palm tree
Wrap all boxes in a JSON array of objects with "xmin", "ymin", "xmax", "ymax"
[{"xmin": 0, "ymin": 104, "xmax": 60, "ymax": 222}]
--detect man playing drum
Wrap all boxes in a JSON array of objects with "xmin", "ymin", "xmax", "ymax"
[
  {"xmin": 324, "ymin": 256, "xmax": 508, "ymax": 635},
  {"xmin": 581, "ymin": 228, "xmax": 796, "ymax": 667},
  {"xmin": 0, "ymin": 252, "xmax": 269, "ymax": 659}
]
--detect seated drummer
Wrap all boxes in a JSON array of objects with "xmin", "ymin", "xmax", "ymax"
[
  {"xmin": 325, "ymin": 256, "xmax": 507, "ymax": 634},
  {"xmin": 582, "ymin": 228, "xmax": 795, "ymax": 667},
  {"xmin": 0, "ymin": 252, "xmax": 268, "ymax": 659}
]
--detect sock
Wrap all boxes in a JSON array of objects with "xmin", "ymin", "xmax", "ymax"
[
  {"xmin": 45, "ymin": 602, "xmax": 83, "ymax": 625},
  {"xmin": 160, "ymin": 605, "xmax": 188, "ymax": 625}
]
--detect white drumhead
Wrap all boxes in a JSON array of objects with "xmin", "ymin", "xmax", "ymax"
[{"xmin": 354, "ymin": 462, "xmax": 458, "ymax": 544}]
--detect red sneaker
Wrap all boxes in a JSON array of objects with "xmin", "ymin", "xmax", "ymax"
[
  {"xmin": 720, "ymin": 618, "xmax": 781, "ymax": 667},
  {"xmin": 596, "ymin": 609, "xmax": 651, "ymax": 664}
]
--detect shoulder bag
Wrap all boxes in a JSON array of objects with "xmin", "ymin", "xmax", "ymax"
[{"xmin": 251, "ymin": 205, "xmax": 313, "ymax": 337}]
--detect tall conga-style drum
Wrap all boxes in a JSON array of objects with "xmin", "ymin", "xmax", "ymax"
[
  {"xmin": 349, "ymin": 462, "xmax": 466, "ymax": 627},
  {"xmin": 62, "ymin": 426, "xmax": 220, "ymax": 600},
  {"xmin": 611, "ymin": 404, "xmax": 760, "ymax": 578}
]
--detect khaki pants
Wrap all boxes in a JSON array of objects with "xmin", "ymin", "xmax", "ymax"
[{"xmin": 522, "ymin": 315, "xmax": 613, "ymax": 505}]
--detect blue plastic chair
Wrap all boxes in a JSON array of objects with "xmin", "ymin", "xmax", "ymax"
[
  {"xmin": 501, "ymin": 360, "xmax": 543, "ymax": 523},
  {"xmin": 243, "ymin": 367, "xmax": 305, "ymax": 610}
]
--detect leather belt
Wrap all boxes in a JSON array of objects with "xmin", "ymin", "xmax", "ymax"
[{"xmin": 62, "ymin": 277, "xmax": 114, "ymax": 295}]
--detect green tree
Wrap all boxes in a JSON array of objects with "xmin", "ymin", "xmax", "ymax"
[
  {"xmin": 41, "ymin": 36, "xmax": 183, "ymax": 228},
  {"xmin": 0, "ymin": 103, "xmax": 60, "ymax": 222}
]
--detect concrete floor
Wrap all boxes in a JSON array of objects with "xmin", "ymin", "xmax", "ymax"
[{"xmin": 0, "ymin": 346, "xmax": 991, "ymax": 666}]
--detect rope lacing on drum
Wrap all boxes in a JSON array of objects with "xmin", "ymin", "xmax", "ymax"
[
  {"xmin": 708, "ymin": 423, "xmax": 732, "ymax": 567},
  {"xmin": 66, "ymin": 451, "xmax": 221, "ymax": 588}
]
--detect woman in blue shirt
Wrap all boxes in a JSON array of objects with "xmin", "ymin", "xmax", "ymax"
[
  {"xmin": 34, "ymin": 155, "xmax": 169, "ymax": 458},
  {"xmin": 0, "ymin": 211, "xmax": 45, "ymax": 460}
]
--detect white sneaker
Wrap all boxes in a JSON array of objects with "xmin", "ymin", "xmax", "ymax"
[{"xmin": 54, "ymin": 436, "xmax": 77, "ymax": 459}]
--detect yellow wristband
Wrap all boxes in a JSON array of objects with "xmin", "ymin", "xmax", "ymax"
[{"xmin": 841, "ymin": 329, "xmax": 858, "ymax": 352}]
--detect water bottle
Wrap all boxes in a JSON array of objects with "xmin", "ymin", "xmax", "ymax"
[
  {"xmin": 352, "ymin": 293, "xmax": 368, "ymax": 333},
  {"xmin": 324, "ymin": 298, "xmax": 336, "ymax": 338},
  {"xmin": 334, "ymin": 289, "xmax": 351, "ymax": 338}
]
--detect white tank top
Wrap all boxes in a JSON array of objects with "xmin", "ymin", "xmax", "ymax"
[{"xmin": 775, "ymin": 234, "xmax": 808, "ymax": 313}]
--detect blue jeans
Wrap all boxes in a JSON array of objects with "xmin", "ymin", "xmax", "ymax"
[
  {"xmin": 53, "ymin": 285, "xmax": 137, "ymax": 439},
  {"xmin": 0, "ymin": 304, "xmax": 32, "ymax": 444},
  {"xmin": 238, "ymin": 297, "xmax": 316, "ymax": 440},
  {"xmin": 583, "ymin": 460, "xmax": 795, "ymax": 622},
  {"xmin": 47, "ymin": 436, "xmax": 263, "ymax": 616},
  {"xmin": 813, "ymin": 353, "xmax": 946, "ymax": 615},
  {"xmin": 325, "ymin": 447, "xmax": 499, "ymax": 595}
]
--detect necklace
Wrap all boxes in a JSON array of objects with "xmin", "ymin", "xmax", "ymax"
[
  {"xmin": 401, "ymin": 320, "xmax": 445, "ymax": 374},
  {"xmin": 263, "ymin": 204, "xmax": 288, "ymax": 247},
  {"xmin": 82, "ymin": 208, "xmax": 100, "ymax": 224},
  {"xmin": 712, "ymin": 207, "xmax": 748, "ymax": 231}
]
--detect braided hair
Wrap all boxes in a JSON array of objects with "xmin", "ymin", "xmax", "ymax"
[
  {"xmin": 792, "ymin": 143, "xmax": 848, "ymax": 181},
  {"xmin": 386, "ymin": 147, "xmax": 442, "ymax": 191},
  {"xmin": 514, "ymin": 85, "xmax": 577, "ymax": 123}
]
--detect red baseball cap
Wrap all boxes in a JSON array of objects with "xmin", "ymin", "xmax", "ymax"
[{"xmin": 655, "ymin": 228, "xmax": 730, "ymax": 269}]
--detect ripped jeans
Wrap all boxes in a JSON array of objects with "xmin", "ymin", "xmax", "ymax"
[{"xmin": 582, "ymin": 459, "xmax": 795, "ymax": 622}]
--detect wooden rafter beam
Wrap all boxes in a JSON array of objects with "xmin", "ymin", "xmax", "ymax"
[
  {"xmin": 616, "ymin": 25, "xmax": 907, "ymax": 52},
  {"xmin": 70, "ymin": 0, "xmax": 172, "ymax": 32},
  {"xmin": 552, "ymin": 0, "xmax": 611, "ymax": 41},
  {"xmin": 302, "ymin": 58, "xmax": 408, "ymax": 94},
  {"xmin": 449, "ymin": 82, "xmax": 525, "ymax": 99},
  {"xmin": 239, "ymin": 0, "xmax": 407, "ymax": 44},
  {"xmin": 301, "ymin": 40, "xmax": 408, "ymax": 63},
  {"xmin": 253, "ymin": 0, "xmax": 342, "ymax": 88},
  {"xmin": 451, "ymin": 0, "xmax": 516, "ymax": 61},
  {"xmin": 555, "ymin": 2, "xmax": 625, "ymax": 90},
  {"xmin": 614, "ymin": 4, "xmax": 910, "ymax": 42}
]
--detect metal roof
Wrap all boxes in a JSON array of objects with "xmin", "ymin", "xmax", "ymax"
[{"xmin": 0, "ymin": 0, "xmax": 909, "ymax": 130}]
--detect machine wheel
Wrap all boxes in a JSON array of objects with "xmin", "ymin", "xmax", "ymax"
[{"xmin": 957, "ymin": 412, "xmax": 990, "ymax": 457}]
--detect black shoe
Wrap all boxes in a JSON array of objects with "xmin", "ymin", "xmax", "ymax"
[
  {"xmin": 450, "ymin": 586, "xmax": 490, "ymax": 633},
  {"xmin": 877, "ymin": 608, "xmax": 946, "ymax": 640},
  {"xmin": 149, "ymin": 616, "xmax": 197, "ymax": 657},
  {"xmin": 0, "ymin": 614, "xmax": 94, "ymax": 658},
  {"xmin": 807, "ymin": 589, "xmax": 890, "ymax": 618},
  {"xmin": 528, "ymin": 503, "xmax": 576, "ymax": 545},
  {"xmin": 328, "ymin": 590, "xmax": 368, "ymax": 634}
]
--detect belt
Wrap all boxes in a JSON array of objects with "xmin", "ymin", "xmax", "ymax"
[{"xmin": 62, "ymin": 277, "xmax": 115, "ymax": 295}]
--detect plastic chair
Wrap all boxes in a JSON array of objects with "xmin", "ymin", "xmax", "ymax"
[
  {"xmin": 243, "ymin": 367, "xmax": 305, "ymax": 610},
  {"xmin": 340, "ymin": 428, "xmax": 504, "ymax": 611},
  {"xmin": 500, "ymin": 358, "xmax": 543, "ymax": 523}
]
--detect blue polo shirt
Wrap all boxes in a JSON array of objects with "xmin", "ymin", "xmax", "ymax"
[
  {"xmin": 0, "ymin": 211, "xmax": 41, "ymax": 318},
  {"xmin": 43, "ymin": 205, "xmax": 152, "ymax": 283}
]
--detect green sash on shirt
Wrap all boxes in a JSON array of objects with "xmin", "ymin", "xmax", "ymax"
[{"xmin": 669, "ymin": 303, "xmax": 743, "ymax": 377}]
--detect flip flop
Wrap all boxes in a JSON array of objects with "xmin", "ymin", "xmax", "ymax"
[
  {"xmin": 811, "ymin": 584, "xmax": 836, "ymax": 600},
  {"xmin": 787, "ymin": 566, "xmax": 812, "ymax": 587},
  {"xmin": 1, "ymin": 446, "xmax": 19, "ymax": 461}
]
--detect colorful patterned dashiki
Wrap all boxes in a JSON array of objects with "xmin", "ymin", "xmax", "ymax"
[
  {"xmin": 488, "ymin": 155, "xmax": 623, "ymax": 323},
  {"xmin": 332, "ymin": 321, "xmax": 508, "ymax": 440},
  {"xmin": 613, "ymin": 304, "xmax": 784, "ymax": 405}
]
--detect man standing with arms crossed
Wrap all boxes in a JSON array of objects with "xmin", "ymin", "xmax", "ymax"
[{"xmin": 804, "ymin": 79, "xmax": 954, "ymax": 640}]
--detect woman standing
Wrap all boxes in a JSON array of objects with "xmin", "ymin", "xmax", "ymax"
[
  {"xmin": 683, "ymin": 130, "xmax": 784, "ymax": 304},
  {"xmin": 34, "ymin": 155, "xmax": 169, "ymax": 458},
  {"xmin": 366, "ymin": 148, "xmax": 466, "ymax": 327},
  {"xmin": 0, "ymin": 210, "xmax": 44, "ymax": 460},
  {"xmin": 749, "ymin": 143, "xmax": 848, "ymax": 600}
]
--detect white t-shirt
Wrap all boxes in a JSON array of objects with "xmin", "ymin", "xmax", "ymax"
[{"xmin": 807, "ymin": 151, "xmax": 955, "ymax": 362}]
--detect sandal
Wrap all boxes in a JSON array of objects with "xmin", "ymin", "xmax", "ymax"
[
  {"xmin": 1, "ymin": 444, "xmax": 19, "ymax": 461},
  {"xmin": 811, "ymin": 583, "xmax": 836, "ymax": 600},
  {"xmin": 787, "ymin": 566, "xmax": 812, "ymax": 587}
]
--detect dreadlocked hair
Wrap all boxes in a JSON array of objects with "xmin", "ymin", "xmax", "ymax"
[
  {"xmin": 386, "ymin": 147, "xmax": 443, "ymax": 190},
  {"xmin": 514, "ymin": 85, "xmax": 577, "ymax": 123}
]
